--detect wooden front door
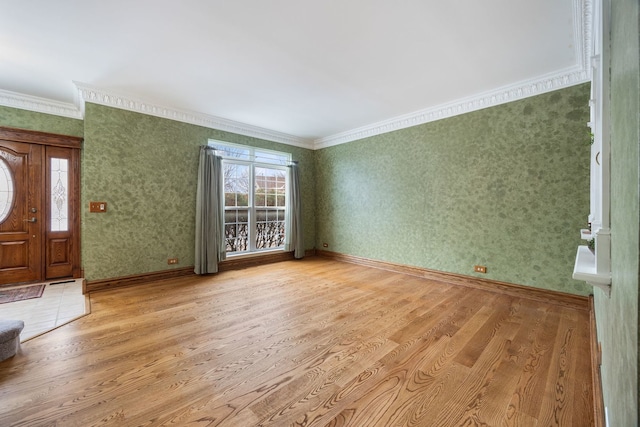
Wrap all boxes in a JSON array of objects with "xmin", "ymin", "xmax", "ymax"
[
  {"xmin": 0, "ymin": 140, "xmax": 43, "ymax": 284},
  {"xmin": 0, "ymin": 127, "xmax": 82, "ymax": 286}
]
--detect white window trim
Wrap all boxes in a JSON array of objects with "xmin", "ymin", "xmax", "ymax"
[
  {"xmin": 572, "ymin": 0, "xmax": 611, "ymax": 296},
  {"xmin": 209, "ymin": 140, "xmax": 291, "ymax": 257}
]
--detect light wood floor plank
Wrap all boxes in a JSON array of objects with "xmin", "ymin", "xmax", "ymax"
[{"xmin": 0, "ymin": 258, "xmax": 593, "ymax": 426}]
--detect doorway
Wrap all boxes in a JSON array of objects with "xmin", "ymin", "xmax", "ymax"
[{"xmin": 0, "ymin": 127, "xmax": 81, "ymax": 286}]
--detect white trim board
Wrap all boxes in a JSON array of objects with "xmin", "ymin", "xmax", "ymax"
[
  {"xmin": 73, "ymin": 82, "xmax": 313, "ymax": 150},
  {"xmin": 0, "ymin": 89, "xmax": 82, "ymax": 120}
]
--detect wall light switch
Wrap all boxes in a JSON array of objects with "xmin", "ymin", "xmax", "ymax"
[{"xmin": 89, "ymin": 202, "xmax": 107, "ymax": 213}]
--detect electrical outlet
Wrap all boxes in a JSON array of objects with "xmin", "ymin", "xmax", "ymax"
[
  {"xmin": 167, "ymin": 258, "xmax": 179, "ymax": 265},
  {"xmin": 474, "ymin": 265, "xmax": 487, "ymax": 273}
]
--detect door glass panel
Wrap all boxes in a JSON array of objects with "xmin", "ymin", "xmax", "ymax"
[
  {"xmin": 51, "ymin": 158, "xmax": 69, "ymax": 232},
  {"xmin": 0, "ymin": 158, "xmax": 14, "ymax": 224}
]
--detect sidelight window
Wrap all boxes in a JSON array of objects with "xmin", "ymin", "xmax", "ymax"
[{"xmin": 50, "ymin": 158, "xmax": 69, "ymax": 232}]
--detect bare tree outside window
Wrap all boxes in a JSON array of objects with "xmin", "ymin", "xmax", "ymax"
[
  {"xmin": 254, "ymin": 167, "xmax": 286, "ymax": 249},
  {"xmin": 224, "ymin": 164, "xmax": 249, "ymax": 252}
]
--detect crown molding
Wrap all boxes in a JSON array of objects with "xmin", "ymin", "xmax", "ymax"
[
  {"xmin": 0, "ymin": 88, "xmax": 82, "ymax": 120},
  {"xmin": 314, "ymin": 0, "xmax": 592, "ymax": 150},
  {"xmin": 73, "ymin": 82, "xmax": 314, "ymax": 150},
  {"xmin": 2, "ymin": 0, "xmax": 592, "ymax": 152},
  {"xmin": 577, "ymin": 0, "xmax": 593, "ymax": 70},
  {"xmin": 313, "ymin": 65, "xmax": 590, "ymax": 149}
]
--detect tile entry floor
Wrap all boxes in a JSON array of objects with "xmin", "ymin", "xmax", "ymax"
[{"xmin": 0, "ymin": 279, "xmax": 89, "ymax": 342}]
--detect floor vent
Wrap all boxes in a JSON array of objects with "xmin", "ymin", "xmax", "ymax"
[{"xmin": 49, "ymin": 280, "xmax": 76, "ymax": 286}]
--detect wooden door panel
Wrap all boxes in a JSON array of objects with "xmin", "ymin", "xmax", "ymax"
[
  {"xmin": 0, "ymin": 241, "xmax": 29, "ymax": 269},
  {"xmin": 48, "ymin": 238, "xmax": 70, "ymax": 265},
  {"xmin": 0, "ymin": 141, "xmax": 43, "ymax": 284},
  {"xmin": 46, "ymin": 237, "xmax": 72, "ymax": 277}
]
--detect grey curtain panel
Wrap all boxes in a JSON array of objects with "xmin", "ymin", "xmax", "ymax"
[
  {"xmin": 194, "ymin": 146, "xmax": 226, "ymax": 274},
  {"xmin": 285, "ymin": 162, "xmax": 304, "ymax": 259}
]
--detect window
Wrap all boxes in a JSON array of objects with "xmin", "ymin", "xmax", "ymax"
[
  {"xmin": 50, "ymin": 158, "xmax": 69, "ymax": 232},
  {"xmin": 0, "ymin": 158, "xmax": 14, "ymax": 224},
  {"xmin": 210, "ymin": 140, "xmax": 291, "ymax": 255}
]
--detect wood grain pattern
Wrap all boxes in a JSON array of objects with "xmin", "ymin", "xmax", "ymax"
[
  {"xmin": 85, "ymin": 266, "xmax": 197, "ymax": 293},
  {"xmin": 0, "ymin": 140, "xmax": 43, "ymax": 285},
  {"xmin": 0, "ymin": 126, "xmax": 82, "ymax": 149},
  {"xmin": 0, "ymin": 258, "xmax": 594, "ymax": 426}
]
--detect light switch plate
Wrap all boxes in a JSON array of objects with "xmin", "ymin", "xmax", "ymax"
[{"xmin": 89, "ymin": 202, "xmax": 107, "ymax": 213}]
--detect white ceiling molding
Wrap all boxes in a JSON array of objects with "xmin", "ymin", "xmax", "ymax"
[
  {"xmin": 0, "ymin": 88, "xmax": 82, "ymax": 120},
  {"xmin": 4, "ymin": 61, "xmax": 590, "ymax": 152},
  {"xmin": 575, "ymin": 0, "xmax": 592, "ymax": 71},
  {"xmin": 313, "ymin": 65, "xmax": 590, "ymax": 150},
  {"xmin": 74, "ymin": 82, "xmax": 314, "ymax": 150},
  {"xmin": 314, "ymin": 0, "xmax": 592, "ymax": 149},
  {"xmin": 73, "ymin": 59, "xmax": 590, "ymax": 152}
]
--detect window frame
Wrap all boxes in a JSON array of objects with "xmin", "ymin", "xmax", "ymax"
[{"xmin": 209, "ymin": 140, "xmax": 291, "ymax": 257}]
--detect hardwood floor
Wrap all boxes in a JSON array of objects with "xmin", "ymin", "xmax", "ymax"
[{"xmin": 0, "ymin": 258, "xmax": 593, "ymax": 426}]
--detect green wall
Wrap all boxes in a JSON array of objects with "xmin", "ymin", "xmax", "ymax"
[
  {"xmin": 0, "ymin": 103, "xmax": 316, "ymax": 282},
  {"xmin": 82, "ymin": 103, "xmax": 316, "ymax": 281},
  {"xmin": 594, "ymin": 0, "xmax": 640, "ymax": 425},
  {"xmin": 315, "ymin": 84, "xmax": 592, "ymax": 295},
  {"xmin": 1, "ymin": 85, "xmax": 592, "ymax": 295}
]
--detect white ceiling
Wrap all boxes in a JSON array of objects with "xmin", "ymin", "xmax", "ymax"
[{"xmin": 0, "ymin": 0, "xmax": 589, "ymax": 148}]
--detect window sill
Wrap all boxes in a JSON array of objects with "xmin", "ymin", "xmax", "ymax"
[
  {"xmin": 219, "ymin": 249, "xmax": 294, "ymax": 272},
  {"xmin": 225, "ymin": 248, "xmax": 286, "ymax": 260}
]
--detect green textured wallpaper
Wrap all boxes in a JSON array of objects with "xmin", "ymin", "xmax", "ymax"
[
  {"xmin": 594, "ymin": 1, "xmax": 640, "ymax": 425},
  {"xmin": 316, "ymin": 84, "xmax": 591, "ymax": 295},
  {"xmin": 0, "ymin": 105, "xmax": 83, "ymax": 137},
  {"xmin": 82, "ymin": 103, "xmax": 316, "ymax": 281}
]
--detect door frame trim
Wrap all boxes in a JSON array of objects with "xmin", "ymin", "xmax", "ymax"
[
  {"xmin": 0, "ymin": 126, "xmax": 83, "ymax": 283},
  {"xmin": 0, "ymin": 127, "xmax": 82, "ymax": 149}
]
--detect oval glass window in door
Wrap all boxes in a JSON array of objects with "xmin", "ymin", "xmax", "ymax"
[{"xmin": 0, "ymin": 157, "xmax": 14, "ymax": 223}]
